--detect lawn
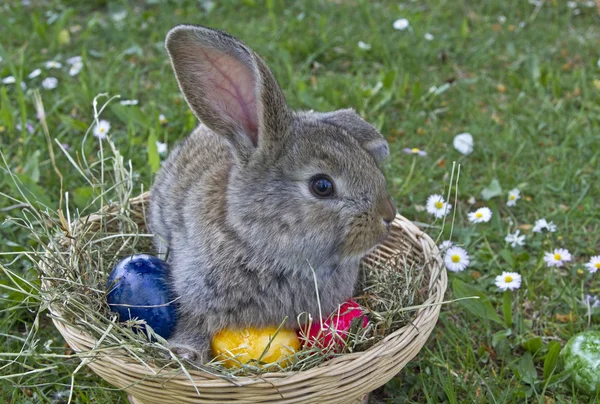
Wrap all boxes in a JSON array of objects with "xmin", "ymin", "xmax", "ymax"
[{"xmin": 1, "ymin": 0, "xmax": 600, "ymax": 402}]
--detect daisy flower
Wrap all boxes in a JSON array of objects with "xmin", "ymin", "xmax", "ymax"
[
  {"xmin": 69, "ymin": 61, "xmax": 83, "ymax": 76},
  {"xmin": 444, "ymin": 246, "xmax": 470, "ymax": 272},
  {"xmin": 2, "ymin": 76, "xmax": 16, "ymax": 84},
  {"xmin": 543, "ymin": 248, "xmax": 572, "ymax": 268},
  {"xmin": 585, "ymin": 256, "xmax": 600, "ymax": 274},
  {"xmin": 393, "ymin": 18, "xmax": 409, "ymax": 30},
  {"xmin": 584, "ymin": 295, "xmax": 600, "ymax": 308},
  {"xmin": 495, "ymin": 272, "xmax": 522, "ymax": 291},
  {"xmin": 532, "ymin": 218, "xmax": 557, "ymax": 233},
  {"xmin": 505, "ymin": 230, "xmax": 525, "ymax": 248},
  {"xmin": 41, "ymin": 77, "xmax": 58, "ymax": 90},
  {"xmin": 120, "ymin": 99, "xmax": 139, "ymax": 106},
  {"xmin": 93, "ymin": 120, "xmax": 111, "ymax": 140},
  {"xmin": 28, "ymin": 68, "xmax": 42, "ymax": 79},
  {"xmin": 426, "ymin": 194, "xmax": 452, "ymax": 219},
  {"xmin": 507, "ymin": 188, "xmax": 520, "ymax": 207},
  {"xmin": 567, "ymin": 1, "xmax": 577, "ymax": 8},
  {"xmin": 453, "ymin": 133, "xmax": 473, "ymax": 155},
  {"xmin": 20, "ymin": 82, "xmax": 27, "ymax": 91},
  {"xmin": 45, "ymin": 60, "xmax": 63, "ymax": 69},
  {"xmin": 156, "ymin": 141, "xmax": 167, "ymax": 154},
  {"xmin": 403, "ymin": 147, "xmax": 427, "ymax": 156},
  {"xmin": 438, "ymin": 240, "xmax": 453, "ymax": 251},
  {"xmin": 67, "ymin": 56, "xmax": 82, "ymax": 65},
  {"xmin": 424, "ymin": 33, "xmax": 434, "ymax": 41},
  {"xmin": 159, "ymin": 114, "xmax": 168, "ymax": 125},
  {"xmin": 468, "ymin": 207, "xmax": 492, "ymax": 223},
  {"xmin": 357, "ymin": 41, "xmax": 371, "ymax": 50},
  {"xmin": 0, "ymin": 56, "xmax": 3, "ymax": 63}
]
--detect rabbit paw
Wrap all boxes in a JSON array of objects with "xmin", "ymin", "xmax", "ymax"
[{"xmin": 168, "ymin": 342, "xmax": 209, "ymax": 364}]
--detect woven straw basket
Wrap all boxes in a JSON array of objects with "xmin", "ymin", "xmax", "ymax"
[{"xmin": 47, "ymin": 192, "xmax": 447, "ymax": 404}]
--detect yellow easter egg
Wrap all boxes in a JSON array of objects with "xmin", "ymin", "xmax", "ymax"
[{"xmin": 212, "ymin": 326, "xmax": 300, "ymax": 369}]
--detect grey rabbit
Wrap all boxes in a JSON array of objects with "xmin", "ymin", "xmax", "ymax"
[{"xmin": 148, "ymin": 25, "xmax": 396, "ymax": 363}]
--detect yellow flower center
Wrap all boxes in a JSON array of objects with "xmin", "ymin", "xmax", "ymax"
[
  {"xmin": 504, "ymin": 275, "xmax": 513, "ymax": 283},
  {"xmin": 595, "ymin": 263, "xmax": 600, "ymax": 269},
  {"xmin": 99, "ymin": 128, "xmax": 105, "ymax": 132},
  {"xmin": 509, "ymin": 195, "xmax": 515, "ymax": 200},
  {"xmin": 435, "ymin": 201, "xmax": 443, "ymax": 209},
  {"xmin": 451, "ymin": 255, "xmax": 460, "ymax": 263},
  {"xmin": 554, "ymin": 253, "xmax": 561, "ymax": 260},
  {"xmin": 411, "ymin": 148, "xmax": 420, "ymax": 153},
  {"xmin": 476, "ymin": 212, "xmax": 483, "ymax": 218}
]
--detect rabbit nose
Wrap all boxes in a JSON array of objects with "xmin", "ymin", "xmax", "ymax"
[{"xmin": 379, "ymin": 195, "xmax": 396, "ymax": 226}]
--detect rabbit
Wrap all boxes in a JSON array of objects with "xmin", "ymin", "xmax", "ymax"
[{"xmin": 148, "ymin": 24, "xmax": 397, "ymax": 363}]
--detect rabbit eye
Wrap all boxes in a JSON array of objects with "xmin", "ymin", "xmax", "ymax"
[{"xmin": 309, "ymin": 175, "xmax": 335, "ymax": 198}]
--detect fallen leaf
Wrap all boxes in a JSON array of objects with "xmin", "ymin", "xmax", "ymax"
[{"xmin": 555, "ymin": 313, "xmax": 575, "ymax": 323}]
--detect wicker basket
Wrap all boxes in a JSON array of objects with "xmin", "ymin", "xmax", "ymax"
[{"xmin": 47, "ymin": 192, "xmax": 447, "ymax": 404}]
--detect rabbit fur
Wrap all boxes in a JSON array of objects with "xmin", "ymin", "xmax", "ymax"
[{"xmin": 148, "ymin": 25, "xmax": 396, "ymax": 362}]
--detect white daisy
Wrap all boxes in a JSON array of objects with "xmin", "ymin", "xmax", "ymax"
[
  {"xmin": 505, "ymin": 230, "xmax": 525, "ymax": 248},
  {"xmin": 393, "ymin": 18, "xmax": 410, "ymax": 30},
  {"xmin": 45, "ymin": 60, "xmax": 63, "ymax": 69},
  {"xmin": 67, "ymin": 56, "xmax": 82, "ymax": 65},
  {"xmin": 357, "ymin": 41, "xmax": 371, "ymax": 50},
  {"xmin": 0, "ymin": 56, "xmax": 3, "ymax": 63},
  {"xmin": 426, "ymin": 194, "xmax": 452, "ymax": 219},
  {"xmin": 444, "ymin": 246, "xmax": 470, "ymax": 272},
  {"xmin": 159, "ymin": 113, "xmax": 168, "ymax": 125},
  {"xmin": 498, "ymin": 15, "xmax": 507, "ymax": 24},
  {"xmin": 567, "ymin": 1, "xmax": 577, "ymax": 8},
  {"xmin": 156, "ymin": 141, "xmax": 167, "ymax": 154},
  {"xmin": 111, "ymin": 10, "xmax": 128, "ymax": 22},
  {"xmin": 584, "ymin": 294, "xmax": 600, "ymax": 308},
  {"xmin": 93, "ymin": 120, "xmax": 111, "ymax": 140},
  {"xmin": 424, "ymin": 33, "xmax": 434, "ymax": 41},
  {"xmin": 468, "ymin": 207, "xmax": 492, "ymax": 223},
  {"xmin": 28, "ymin": 68, "xmax": 42, "ymax": 79},
  {"xmin": 495, "ymin": 272, "xmax": 522, "ymax": 291},
  {"xmin": 120, "ymin": 99, "xmax": 139, "ymax": 106},
  {"xmin": 438, "ymin": 240, "xmax": 453, "ymax": 251},
  {"xmin": 2, "ymin": 76, "xmax": 16, "ymax": 84},
  {"xmin": 41, "ymin": 77, "xmax": 58, "ymax": 90},
  {"xmin": 507, "ymin": 188, "xmax": 521, "ymax": 207},
  {"xmin": 69, "ymin": 61, "xmax": 83, "ymax": 76},
  {"xmin": 532, "ymin": 218, "xmax": 557, "ymax": 233},
  {"xmin": 20, "ymin": 81, "xmax": 27, "ymax": 91},
  {"xmin": 543, "ymin": 248, "xmax": 572, "ymax": 268},
  {"xmin": 585, "ymin": 256, "xmax": 600, "ymax": 274},
  {"xmin": 453, "ymin": 133, "xmax": 473, "ymax": 155},
  {"xmin": 597, "ymin": 58, "xmax": 600, "ymax": 69}
]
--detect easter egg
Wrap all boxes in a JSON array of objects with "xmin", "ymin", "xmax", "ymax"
[
  {"xmin": 106, "ymin": 254, "xmax": 176, "ymax": 339},
  {"xmin": 560, "ymin": 331, "xmax": 600, "ymax": 395},
  {"xmin": 299, "ymin": 300, "xmax": 368, "ymax": 351},
  {"xmin": 212, "ymin": 327, "xmax": 301, "ymax": 368}
]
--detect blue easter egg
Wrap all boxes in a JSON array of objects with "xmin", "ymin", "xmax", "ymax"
[{"xmin": 106, "ymin": 254, "xmax": 177, "ymax": 339}]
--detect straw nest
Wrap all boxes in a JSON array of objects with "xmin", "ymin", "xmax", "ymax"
[{"xmin": 41, "ymin": 190, "xmax": 447, "ymax": 403}]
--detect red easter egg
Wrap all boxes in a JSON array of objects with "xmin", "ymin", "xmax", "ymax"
[{"xmin": 299, "ymin": 300, "xmax": 368, "ymax": 351}]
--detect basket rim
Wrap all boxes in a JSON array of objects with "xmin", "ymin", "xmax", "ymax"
[{"xmin": 44, "ymin": 192, "xmax": 447, "ymax": 394}]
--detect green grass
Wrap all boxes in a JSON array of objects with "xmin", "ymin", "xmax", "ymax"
[{"xmin": 1, "ymin": 0, "xmax": 599, "ymax": 402}]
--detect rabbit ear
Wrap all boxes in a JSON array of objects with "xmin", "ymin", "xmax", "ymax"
[
  {"xmin": 316, "ymin": 109, "xmax": 390, "ymax": 162},
  {"xmin": 165, "ymin": 25, "xmax": 290, "ymax": 162}
]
